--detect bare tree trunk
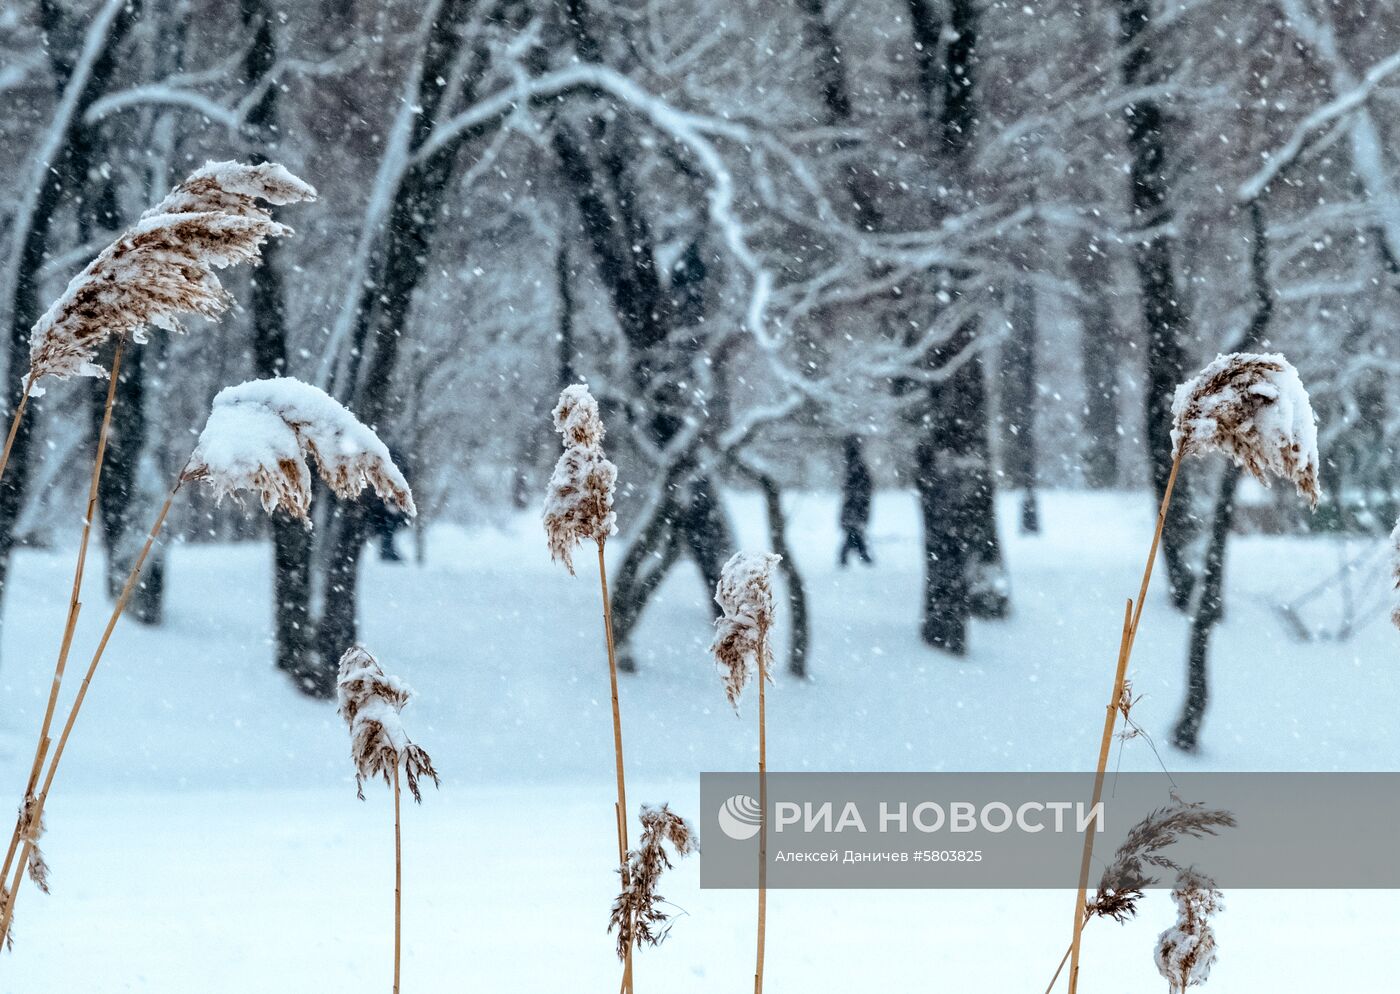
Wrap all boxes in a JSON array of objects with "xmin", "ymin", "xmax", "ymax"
[
  {"xmin": 1173, "ymin": 200, "xmax": 1273, "ymax": 751},
  {"xmin": 906, "ymin": 0, "xmax": 1007, "ymax": 648},
  {"xmin": 0, "ymin": 0, "xmax": 137, "ymax": 654},
  {"xmin": 1001, "ymin": 283, "xmax": 1039, "ymax": 534},
  {"xmin": 1118, "ymin": 0, "xmax": 1195, "ymax": 610},
  {"xmin": 288, "ymin": 0, "xmax": 488, "ymax": 697},
  {"xmin": 737, "ymin": 461, "xmax": 809, "ymax": 678},
  {"xmin": 1069, "ymin": 234, "xmax": 1122, "ymax": 489}
]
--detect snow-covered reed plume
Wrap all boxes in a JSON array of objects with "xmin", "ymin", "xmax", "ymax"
[
  {"xmin": 1154, "ymin": 869, "xmax": 1222, "ymax": 993},
  {"xmin": 183, "ymin": 377, "xmax": 415, "ymax": 524},
  {"xmin": 144, "ymin": 160, "xmax": 317, "ymax": 219},
  {"xmin": 336, "ymin": 646, "xmax": 439, "ymax": 802},
  {"xmin": 544, "ymin": 383, "xmax": 617, "ymax": 574},
  {"xmin": 609, "ymin": 804, "xmax": 697, "ymax": 960},
  {"xmin": 1171, "ymin": 352, "xmax": 1321, "ymax": 507},
  {"xmin": 24, "ymin": 161, "xmax": 315, "ymax": 394},
  {"xmin": 1390, "ymin": 520, "xmax": 1400, "ymax": 631},
  {"xmin": 711, "ymin": 551, "xmax": 782, "ymax": 709},
  {"xmin": 1087, "ymin": 801, "xmax": 1235, "ymax": 925}
]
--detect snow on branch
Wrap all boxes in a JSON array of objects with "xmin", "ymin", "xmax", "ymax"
[
  {"xmin": 1238, "ymin": 47, "xmax": 1400, "ymax": 203},
  {"xmin": 183, "ymin": 376, "xmax": 415, "ymax": 524},
  {"xmin": 24, "ymin": 161, "xmax": 315, "ymax": 394}
]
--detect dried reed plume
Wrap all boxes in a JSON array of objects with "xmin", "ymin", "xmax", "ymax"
[
  {"xmin": 24, "ymin": 163, "xmax": 315, "ymax": 395},
  {"xmin": 711, "ymin": 551, "xmax": 782, "ymax": 710},
  {"xmin": 1171, "ymin": 352, "xmax": 1321, "ymax": 508},
  {"xmin": 144, "ymin": 160, "xmax": 317, "ymax": 220},
  {"xmin": 337, "ymin": 645, "xmax": 436, "ymax": 994},
  {"xmin": 183, "ymin": 377, "xmax": 415, "ymax": 524},
  {"xmin": 1154, "ymin": 869, "xmax": 1222, "ymax": 993},
  {"xmin": 1087, "ymin": 801, "xmax": 1235, "ymax": 925},
  {"xmin": 337, "ymin": 646, "xmax": 439, "ymax": 802},
  {"xmin": 711, "ymin": 550, "xmax": 781, "ymax": 994},
  {"xmin": 609, "ymin": 804, "xmax": 698, "ymax": 960},
  {"xmin": 15, "ymin": 799, "xmax": 46, "ymax": 897},
  {"xmin": 544, "ymin": 384, "xmax": 617, "ymax": 574},
  {"xmin": 1069, "ymin": 352, "xmax": 1318, "ymax": 994},
  {"xmin": 1389, "ymin": 519, "xmax": 1400, "ymax": 632},
  {"xmin": 0, "ymin": 162, "xmax": 314, "ymax": 950}
]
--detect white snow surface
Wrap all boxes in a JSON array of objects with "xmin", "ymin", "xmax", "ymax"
[{"xmin": 0, "ymin": 491, "xmax": 1396, "ymax": 991}]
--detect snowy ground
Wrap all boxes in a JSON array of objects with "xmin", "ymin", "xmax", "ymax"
[{"xmin": 0, "ymin": 490, "xmax": 1396, "ymax": 991}]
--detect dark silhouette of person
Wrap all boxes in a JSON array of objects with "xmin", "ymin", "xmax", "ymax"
[
  {"xmin": 838, "ymin": 434, "xmax": 874, "ymax": 567},
  {"xmin": 370, "ymin": 445, "xmax": 409, "ymax": 562}
]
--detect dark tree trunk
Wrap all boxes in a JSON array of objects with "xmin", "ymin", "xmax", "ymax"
[
  {"xmin": 1118, "ymin": 0, "xmax": 1195, "ymax": 610},
  {"xmin": 0, "ymin": 0, "xmax": 138, "ymax": 652},
  {"xmin": 287, "ymin": 0, "xmax": 486, "ymax": 696},
  {"xmin": 738, "ymin": 462, "xmax": 809, "ymax": 678},
  {"xmin": 239, "ymin": 0, "xmax": 316, "ymax": 680},
  {"xmin": 1069, "ymin": 234, "xmax": 1122, "ymax": 488},
  {"xmin": 549, "ymin": 13, "xmax": 734, "ymax": 667},
  {"xmin": 1172, "ymin": 468, "xmax": 1237, "ymax": 752},
  {"xmin": 906, "ymin": 0, "xmax": 1006, "ymax": 649},
  {"xmin": 1001, "ymin": 283, "xmax": 1039, "ymax": 534},
  {"xmin": 1173, "ymin": 200, "xmax": 1273, "ymax": 752}
]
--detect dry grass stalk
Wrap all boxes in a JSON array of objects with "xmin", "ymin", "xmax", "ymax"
[
  {"xmin": 1154, "ymin": 869, "xmax": 1222, "ymax": 993},
  {"xmin": 1088, "ymin": 801, "xmax": 1235, "ymax": 925},
  {"xmin": 0, "ymin": 162, "xmax": 314, "ymax": 950},
  {"xmin": 711, "ymin": 552, "xmax": 782, "ymax": 710},
  {"xmin": 608, "ymin": 804, "xmax": 698, "ymax": 960},
  {"xmin": 1070, "ymin": 352, "xmax": 1318, "ymax": 994},
  {"xmin": 543, "ymin": 385, "xmax": 633, "ymax": 991},
  {"xmin": 25, "ymin": 165, "xmax": 314, "ymax": 396},
  {"xmin": 337, "ymin": 646, "xmax": 439, "ymax": 802},
  {"xmin": 711, "ymin": 551, "xmax": 780, "ymax": 994},
  {"xmin": 183, "ymin": 377, "xmax": 415, "ymax": 524},
  {"xmin": 544, "ymin": 384, "xmax": 617, "ymax": 574},
  {"xmin": 1171, "ymin": 352, "xmax": 1321, "ymax": 508},
  {"xmin": 336, "ymin": 646, "xmax": 436, "ymax": 994}
]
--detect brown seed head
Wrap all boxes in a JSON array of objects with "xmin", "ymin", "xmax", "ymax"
[
  {"xmin": 336, "ymin": 646, "xmax": 439, "ymax": 802},
  {"xmin": 1171, "ymin": 352, "xmax": 1321, "ymax": 508},
  {"xmin": 608, "ymin": 804, "xmax": 698, "ymax": 960},
  {"xmin": 711, "ymin": 551, "xmax": 782, "ymax": 709},
  {"xmin": 544, "ymin": 384, "xmax": 617, "ymax": 573}
]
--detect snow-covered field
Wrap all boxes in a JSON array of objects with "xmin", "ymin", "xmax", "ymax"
[{"xmin": 0, "ymin": 490, "xmax": 1395, "ymax": 991}]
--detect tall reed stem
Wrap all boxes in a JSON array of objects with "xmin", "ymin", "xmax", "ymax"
[
  {"xmin": 0, "ymin": 473, "xmax": 180, "ymax": 946},
  {"xmin": 0, "ymin": 340, "xmax": 124, "ymax": 947},
  {"xmin": 393, "ymin": 762, "xmax": 402, "ymax": 994},
  {"xmin": 0, "ymin": 380, "xmax": 34, "ymax": 487},
  {"xmin": 596, "ymin": 540, "xmax": 633, "ymax": 994},
  {"xmin": 754, "ymin": 625, "xmax": 768, "ymax": 994},
  {"xmin": 1066, "ymin": 449, "xmax": 1183, "ymax": 994}
]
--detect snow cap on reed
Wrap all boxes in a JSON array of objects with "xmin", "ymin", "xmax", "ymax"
[
  {"xmin": 144, "ymin": 160, "xmax": 317, "ymax": 220},
  {"xmin": 608, "ymin": 803, "xmax": 697, "ymax": 960},
  {"xmin": 183, "ymin": 377, "xmax": 415, "ymax": 525},
  {"xmin": 1154, "ymin": 868, "xmax": 1222, "ymax": 993},
  {"xmin": 336, "ymin": 646, "xmax": 439, "ymax": 802},
  {"xmin": 711, "ymin": 551, "xmax": 782, "ymax": 710},
  {"xmin": 1171, "ymin": 352, "xmax": 1321, "ymax": 508},
  {"xmin": 24, "ymin": 162, "xmax": 313, "ymax": 395},
  {"xmin": 544, "ymin": 384, "xmax": 617, "ymax": 573},
  {"xmin": 1390, "ymin": 518, "xmax": 1400, "ymax": 632}
]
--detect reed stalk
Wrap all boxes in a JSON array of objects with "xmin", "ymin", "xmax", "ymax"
[{"xmin": 1066, "ymin": 450, "xmax": 1182, "ymax": 994}]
